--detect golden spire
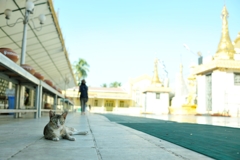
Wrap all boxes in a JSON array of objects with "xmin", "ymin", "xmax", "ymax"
[
  {"xmin": 214, "ymin": 6, "xmax": 235, "ymax": 60},
  {"xmin": 151, "ymin": 58, "xmax": 161, "ymax": 85}
]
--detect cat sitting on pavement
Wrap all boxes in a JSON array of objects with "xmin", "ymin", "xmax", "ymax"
[{"xmin": 43, "ymin": 110, "xmax": 88, "ymax": 141}]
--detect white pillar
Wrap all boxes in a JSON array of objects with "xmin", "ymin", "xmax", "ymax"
[
  {"xmin": 102, "ymin": 99, "xmax": 105, "ymax": 112},
  {"xmin": 196, "ymin": 75, "xmax": 206, "ymax": 113},
  {"xmin": 9, "ymin": 82, "xmax": 12, "ymax": 89},
  {"xmin": 14, "ymin": 84, "xmax": 20, "ymax": 118},
  {"xmin": 20, "ymin": 10, "xmax": 29, "ymax": 65},
  {"xmin": 115, "ymin": 100, "xmax": 119, "ymax": 112},
  {"xmin": 54, "ymin": 94, "xmax": 57, "ymax": 110},
  {"xmin": 30, "ymin": 89, "xmax": 34, "ymax": 107},
  {"xmin": 36, "ymin": 85, "xmax": 42, "ymax": 118},
  {"xmin": 18, "ymin": 86, "xmax": 25, "ymax": 117}
]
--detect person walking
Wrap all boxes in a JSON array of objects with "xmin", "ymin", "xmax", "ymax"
[{"xmin": 79, "ymin": 79, "xmax": 88, "ymax": 115}]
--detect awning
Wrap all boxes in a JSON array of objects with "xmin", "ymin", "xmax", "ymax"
[{"xmin": 0, "ymin": 0, "xmax": 77, "ymax": 90}]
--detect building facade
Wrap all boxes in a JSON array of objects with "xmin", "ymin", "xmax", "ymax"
[
  {"xmin": 194, "ymin": 6, "xmax": 240, "ymax": 117},
  {"xmin": 65, "ymin": 59, "xmax": 171, "ymax": 115}
]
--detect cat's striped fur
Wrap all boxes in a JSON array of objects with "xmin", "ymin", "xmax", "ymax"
[{"xmin": 43, "ymin": 110, "xmax": 88, "ymax": 141}]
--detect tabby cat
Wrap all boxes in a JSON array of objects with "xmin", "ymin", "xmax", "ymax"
[{"xmin": 43, "ymin": 110, "xmax": 88, "ymax": 141}]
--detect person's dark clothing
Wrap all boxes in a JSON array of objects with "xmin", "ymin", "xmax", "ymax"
[
  {"xmin": 79, "ymin": 84, "xmax": 88, "ymax": 98},
  {"xmin": 79, "ymin": 83, "xmax": 88, "ymax": 113}
]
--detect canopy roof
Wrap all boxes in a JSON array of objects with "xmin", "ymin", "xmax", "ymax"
[{"xmin": 0, "ymin": 0, "xmax": 77, "ymax": 90}]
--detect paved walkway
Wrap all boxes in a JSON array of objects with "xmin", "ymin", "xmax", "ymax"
[{"xmin": 0, "ymin": 113, "xmax": 212, "ymax": 160}]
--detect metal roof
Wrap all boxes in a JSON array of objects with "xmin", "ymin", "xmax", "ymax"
[{"xmin": 0, "ymin": 0, "xmax": 76, "ymax": 90}]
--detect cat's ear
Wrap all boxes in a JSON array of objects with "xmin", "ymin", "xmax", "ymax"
[
  {"xmin": 62, "ymin": 111, "xmax": 68, "ymax": 119},
  {"xmin": 49, "ymin": 110, "xmax": 55, "ymax": 118}
]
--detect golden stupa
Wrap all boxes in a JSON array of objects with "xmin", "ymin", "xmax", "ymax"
[{"xmin": 214, "ymin": 6, "xmax": 235, "ymax": 60}]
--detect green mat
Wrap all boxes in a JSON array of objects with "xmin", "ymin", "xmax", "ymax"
[{"xmin": 101, "ymin": 114, "xmax": 240, "ymax": 160}]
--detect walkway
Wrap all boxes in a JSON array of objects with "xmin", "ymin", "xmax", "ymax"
[{"xmin": 0, "ymin": 113, "xmax": 212, "ymax": 160}]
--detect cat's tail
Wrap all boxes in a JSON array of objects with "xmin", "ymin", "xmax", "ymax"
[
  {"xmin": 66, "ymin": 127, "xmax": 88, "ymax": 135},
  {"xmin": 67, "ymin": 127, "xmax": 78, "ymax": 132},
  {"xmin": 72, "ymin": 131, "xmax": 88, "ymax": 135}
]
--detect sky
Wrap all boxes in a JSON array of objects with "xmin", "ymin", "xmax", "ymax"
[{"xmin": 53, "ymin": 0, "xmax": 240, "ymax": 88}]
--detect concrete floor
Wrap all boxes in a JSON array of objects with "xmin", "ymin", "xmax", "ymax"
[{"xmin": 0, "ymin": 113, "xmax": 213, "ymax": 160}]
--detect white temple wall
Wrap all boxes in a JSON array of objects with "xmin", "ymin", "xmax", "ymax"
[
  {"xmin": 196, "ymin": 75, "xmax": 206, "ymax": 113},
  {"xmin": 144, "ymin": 92, "xmax": 158, "ymax": 113},
  {"xmin": 224, "ymin": 72, "xmax": 240, "ymax": 117},
  {"xmin": 225, "ymin": 87, "xmax": 240, "ymax": 117},
  {"xmin": 211, "ymin": 71, "xmax": 227, "ymax": 113},
  {"xmin": 212, "ymin": 71, "xmax": 240, "ymax": 116},
  {"xmin": 197, "ymin": 70, "xmax": 240, "ymax": 116},
  {"xmin": 144, "ymin": 92, "xmax": 169, "ymax": 114}
]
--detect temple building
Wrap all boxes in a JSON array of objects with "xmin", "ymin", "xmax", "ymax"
[
  {"xmin": 65, "ymin": 58, "xmax": 171, "ymax": 115},
  {"xmin": 66, "ymin": 6, "xmax": 240, "ymax": 117},
  {"xmin": 142, "ymin": 58, "xmax": 171, "ymax": 114},
  {"xmin": 65, "ymin": 76, "xmax": 151, "ymax": 114},
  {"xmin": 194, "ymin": 6, "xmax": 240, "ymax": 117}
]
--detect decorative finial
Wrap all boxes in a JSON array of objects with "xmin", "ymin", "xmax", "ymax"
[
  {"xmin": 151, "ymin": 58, "xmax": 161, "ymax": 85},
  {"xmin": 214, "ymin": 5, "xmax": 235, "ymax": 60}
]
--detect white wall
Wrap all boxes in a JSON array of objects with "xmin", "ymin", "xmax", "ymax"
[
  {"xmin": 160, "ymin": 93, "xmax": 169, "ymax": 114},
  {"xmin": 144, "ymin": 92, "xmax": 169, "ymax": 114},
  {"xmin": 196, "ymin": 75, "xmax": 206, "ymax": 113},
  {"xmin": 197, "ymin": 70, "xmax": 240, "ymax": 116},
  {"xmin": 212, "ymin": 71, "xmax": 226, "ymax": 113},
  {"xmin": 224, "ymin": 72, "xmax": 240, "ymax": 117},
  {"xmin": 212, "ymin": 71, "xmax": 240, "ymax": 115}
]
